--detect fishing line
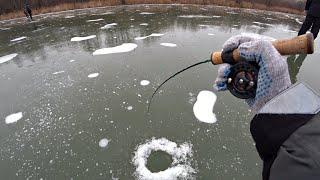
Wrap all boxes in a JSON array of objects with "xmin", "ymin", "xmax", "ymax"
[{"xmin": 147, "ymin": 59, "xmax": 211, "ymax": 113}]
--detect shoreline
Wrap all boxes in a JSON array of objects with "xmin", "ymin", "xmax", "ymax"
[{"xmin": 0, "ymin": 1, "xmax": 304, "ymax": 21}]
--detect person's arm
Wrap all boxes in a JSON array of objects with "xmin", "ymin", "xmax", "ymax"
[
  {"xmin": 214, "ymin": 34, "xmax": 320, "ymax": 180},
  {"xmin": 251, "ymin": 83, "xmax": 320, "ymax": 180}
]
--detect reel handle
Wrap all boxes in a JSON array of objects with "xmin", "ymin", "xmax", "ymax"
[{"xmin": 211, "ymin": 33, "xmax": 315, "ymax": 65}]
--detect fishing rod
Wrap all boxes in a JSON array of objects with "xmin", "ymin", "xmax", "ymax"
[
  {"xmin": 147, "ymin": 59, "xmax": 211, "ymax": 112},
  {"xmin": 147, "ymin": 33, "xmax": 314, "ymax": 112}
]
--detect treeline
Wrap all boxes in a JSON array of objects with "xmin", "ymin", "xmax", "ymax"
[{"xmin": 0, "ymin": 0, "xmax": 307, "ymax": 16}]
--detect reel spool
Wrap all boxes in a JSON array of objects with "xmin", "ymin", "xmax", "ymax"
[{"xmin": 226, "ymin": 61, "xmax": 259, "ymax": 99}]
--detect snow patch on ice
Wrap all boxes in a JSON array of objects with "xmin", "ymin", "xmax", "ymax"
[
  {"xmin": 0, "ymin": 53, "xmax": 18, "ymax": 64},
  {"xmin": 140, "ymin": 80, "xmax": 150, "ymax": 86},
  {"xmin": 140, "ymin": 23, "xmax": 149, "ymax": 26},
  {"xmin": 127, "ymin": 106, "xmax": 133, "ymax": 111},
  {"xmin": 101, "ymin": 12, "xmax": 114, "ymax": 15},
  {"xmin": 88, "ymin": 73, "xmax": 99, "ymax": 78},
  {"xmin": 99, "ymin": 138, "xmax": 109, "ymax": 148},
  {"xmin": 208, "ymin": 33, "xmax": 215, "ymax": 36},
  {"xmin": 5, "ymin": 112, "xmax": 23, "ymax": 124},
  {"xmin": 140, "ymin": 12, "xmax": 155, "ymax": 15},
  {"xmin": 193, "ymin": 90, "xmax": 217, "ymax": 124},
  {"xmin": 87, "ymin": 18, "xmax": 104, "ymax": 22},
  {"xmin": 10, "ymin": 36, "xmax": 26, "ymax": 42},
  {"xmin": 100, "ymin": 23, "xmax": 117, "ymax": 29},
  {"xmin": 135, "ymin": 33, "xmax": 164, "ymax": 40},
  {"xmin": 252, "ymin": 22, "xmax": 273, "ymax": 27},
  {"xmin": 65, "ymin": 15, "xmax": 75, "ymax": 19},
  {"xmin": 71, "ymin": 35, "xmax": 96, "ymax": 42},
  {"xmin": 52, "ymin": 71, "xmax": 65, "ymax": 75},
  {"xmin": 132, "ymin": 138, "xmax": 195, "ymax": 180},
  {"xmin": 178, "ymin": 15, "xmax": 220, "ymax": 18},
  {"xmin": 93, "ymin": 43, "xmax": 137, "ymax": 55},
  {"xmin": 160, "ymin": 43, "xmax": 177, "ymax": 47}
]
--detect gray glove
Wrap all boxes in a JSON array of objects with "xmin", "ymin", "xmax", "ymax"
[{"xmin": 214, "ymin": 34, "xmax": 292, "ymax": 112}]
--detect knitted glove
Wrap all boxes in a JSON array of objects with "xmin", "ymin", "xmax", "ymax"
[{"xmin": 214, "ymin": 34, "xmax": 292, "ymax": 112}]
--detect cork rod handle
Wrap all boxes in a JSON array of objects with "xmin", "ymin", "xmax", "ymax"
[{"xmin": 211, "ymin": 33, "xmax": 315, "ymax": 65}]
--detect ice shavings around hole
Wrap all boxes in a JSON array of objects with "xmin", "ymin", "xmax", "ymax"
[
  {"xmin": 135, "ymin": 33, "xmax": 164, "ymax": 40},
  {"xmin": 0, "ymin": 53, "xmax": 18, "ymax": 64},
  {"xmin": 140, "ymin": 80, "xmax": 150, "ymax": 86},
  {"xmin": 88, "ymin": 73, "xmax": 99, "ymax": 78},
  {"xmin": 71, "ymin": 35, "xmax": 96, "ymax": 42},
  {"xmin": 193, "ymin": 91, "xmax": 217, "ymax": 124},
  {"xmin": 10, "ymin": 36, "xmax": 27, "ymax": 42},
  {"xmin": 99, "ymin": 138, "xmax": 109, "ymax": 148},
  {"xmin": 93, "ymin": 43, "xmax": 137, "ymax": 55},
  {"xmin": 160, "ymin": 43, "xmax": 177, "ymax": 47},
  {"xmin": 5, "ymin": 112, "xmax": 23, "ymax": 124},
  {"xmin": 132, "ymin": 138, "xmax": 195, "ymax": 180},
  {"xmin": 100, "ymin": 23, "xmax": 117, "ymax": 29}
]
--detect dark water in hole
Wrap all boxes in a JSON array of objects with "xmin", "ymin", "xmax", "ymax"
[
  {"xmin": 146, "ymin": 150, "xmax": 173, "ymax": 173},
  {"xmin": 0, "ymin": 4, "xmax": 319, "ymax": 180}
]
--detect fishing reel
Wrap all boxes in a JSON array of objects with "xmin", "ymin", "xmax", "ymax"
[
  {"xmin": 211, "ymin": 33, "xmax": 315, "ymax": 100},
  {"xmin": 226, "ymin": 60, "xmax": 259, "ymax": 99}
]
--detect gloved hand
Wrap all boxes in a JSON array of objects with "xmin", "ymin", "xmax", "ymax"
[{"xmin": 214, "ymin": 34, "xmax": 292, "ymax": 112}]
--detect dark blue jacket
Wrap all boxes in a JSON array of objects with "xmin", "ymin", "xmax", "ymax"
[
  {"xmin": 251, "ymin": 84, "xmax": 320, "ymax": 180},
  {"xmin": 306, "ymin": 0, "xmax": 320, "ymax": 17}
]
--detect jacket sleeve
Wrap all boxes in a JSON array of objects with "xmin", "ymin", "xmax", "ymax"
[
  {"xmin": 305, "ymin": 0, "xmax": 312, "ymax": 10},
  {"xmin": 269, "ymin": 113, "xmax": 320, "ymax": 180},
  {"xmin": 251, "ymin": 83, "xmax": 320, "ymax": 180}
]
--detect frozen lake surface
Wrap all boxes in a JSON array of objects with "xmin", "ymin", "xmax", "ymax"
[{"xmin": 0, "ymin": 4, "xmax": 319, "ymax": 180}]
